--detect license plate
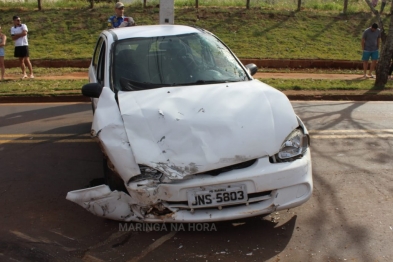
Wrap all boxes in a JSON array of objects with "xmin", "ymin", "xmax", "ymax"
[{"xmin": 187, "ymin": 184, "xmax": 247, "ymax": 208}]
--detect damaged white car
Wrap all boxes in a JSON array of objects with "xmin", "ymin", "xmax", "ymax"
[{"xmin": 66, "ymin": 25, "xmax": 313, "ymax": 222}]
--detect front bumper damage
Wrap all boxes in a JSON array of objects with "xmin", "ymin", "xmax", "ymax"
[
  {"xmin": 66, "ymin": 150, "xmax": 312, "ymax": 222},
  {"xmin": 67, "ymin": 86, "xmax": 312, "ymax": 222}
]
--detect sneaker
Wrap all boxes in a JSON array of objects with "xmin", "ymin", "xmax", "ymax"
[
  {"xmin": 21, "ymin": 74, "xmax": 28, "ymax": 79},
  {"xmin": 368, "ymin": 75, "xmax": 375, "ymax": 78},
  {"xmin": 29, "ymin": 75, "xmax": 34, "ymax": 79},
  {"xmin": 362, "ymin": 74, "xmax": 367, "ymax": 79}
]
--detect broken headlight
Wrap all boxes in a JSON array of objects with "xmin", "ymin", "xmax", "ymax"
[
  {"xmin": 128, "ymin": 165, "xmax": 163, "ymax": 183},
  {"xmin": 271, "ymin": 128, "xmax": 309, "ymax": 163}
]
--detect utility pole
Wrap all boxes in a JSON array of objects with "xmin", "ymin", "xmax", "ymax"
[{"xmin": 159, "ymin": 0, "xmax": 174, "ymax": 24}]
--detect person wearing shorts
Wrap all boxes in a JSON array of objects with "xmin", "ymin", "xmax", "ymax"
[
  {"xmin": 0, "ymin": 25, "xmax": 7, "ymax": 80},
  {"xmin": 10, "ymin": 15, "xmax": 34, "ymax": 79},
  {"xmin": 361, "ymin": 23, "xmax": 381, "ymax": 78}
]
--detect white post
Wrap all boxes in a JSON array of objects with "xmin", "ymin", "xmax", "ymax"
[{"xmin": 159, "ymin": 0, "xmax": 174, "ymax": 24}]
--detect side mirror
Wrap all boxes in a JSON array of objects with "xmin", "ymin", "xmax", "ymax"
[
  {"xmin": 82, "ymin": 83, "xmax": 103, "ymax": 98},
  {"xmin": 245, "ymin": 63, "xmax": 258, "ymax": 76}
]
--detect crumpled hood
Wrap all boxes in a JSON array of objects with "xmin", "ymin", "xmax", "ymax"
[{"xmin": 118, "ymin": 80, "xmax": 298, "ymax": 179}]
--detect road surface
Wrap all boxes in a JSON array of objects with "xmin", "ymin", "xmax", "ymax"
[{"xmin": 0, "ymin": 102, "xmax": 392, "ymax": 262}]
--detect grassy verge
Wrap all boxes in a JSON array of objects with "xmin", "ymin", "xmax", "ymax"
[
  {"xmin": 0, "ymin": 4, "xmax": 383, "ymax": 61},
  {"xmin": 261, "ymin": 78, "xmax": 393, "ymax": 91},
  {"xmin": 259, "ymin": 68, "xmax": 364, "ymax": 74},
  {"xmin": 0, "ymin": 77, "xmax": 392, "ymax": 97},
  {"xmin": 0, "ymin": 79, "xmax": 87, "ymax": 96}
]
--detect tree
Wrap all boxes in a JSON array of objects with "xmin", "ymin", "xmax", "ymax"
[
  {"xmin": 297, "ymin": 0, "xmax": 302, "ymax": 11},
  {"xmin": 374, "ymin": 1, "xmax": 393, "ymax": 87},
  {"xmin": 343, "ymin": 0, "xmax": 348, "ymax": 14},
  {"xmin": 38, "ymin": 0, "xmax": 42, "ymax": 10},
  {"xmin": 364, "ymin": 0, "xmax": 393, "ymax": 87}
]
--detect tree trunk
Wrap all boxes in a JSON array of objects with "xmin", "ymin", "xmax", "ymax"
[
  {"xmin": 196, "ymin": 0, "xmax": 198, "ymax": 9},
  {"xmin": 375, "ymin": 1, "xmax": 393, "ymax": 88},
  {"xmin": 246, "ymin": 0, "xmax": 250, "ymax": 9},
  {"xmin": 143, "ymin": 0, "xmax": 147, "ymax": 9},
  {"xmin": 297, "ymin": 0, "xmax": 302, "ymax": 11},
  {"xmin": 37, "ymin": 0, "xmax": 42, "ymax": 10},
  {"xmin": 343, "ymin": 0, "xmax": 348, "ymax": 14},
  {"xmin": 89, "ymin": 0, "xmax": 94, "ymax": 9}
]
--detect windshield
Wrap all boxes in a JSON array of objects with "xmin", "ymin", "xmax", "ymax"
[{"xmin": 112, "ymin": 32, "xmax": 249, "ymax": 91}]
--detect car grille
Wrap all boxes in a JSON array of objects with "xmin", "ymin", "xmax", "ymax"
[{"xmin": 199, "ymin": 159, "xmax": 257, "ymax": 176}]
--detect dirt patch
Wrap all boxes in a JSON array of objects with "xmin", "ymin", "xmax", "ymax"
[{"xmin": 3, "ymin": 72, "xmax": 88, "ymax": 80}]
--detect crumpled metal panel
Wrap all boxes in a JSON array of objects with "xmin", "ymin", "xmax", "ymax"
[
  {"xmin": 66, "ymin": 185, "xmax": 145, "ymax": 221},
  {"xmin": 118, "ymin": 80, "xmax": 298, "ymax": 180},
  {"xmin": 92, "ymin": 87, "xmax": 140, "ymax": 181}
]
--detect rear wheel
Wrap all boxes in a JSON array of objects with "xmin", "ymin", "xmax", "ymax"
[{"xmin": 103, "ymin": 156, "xmax": 128, "ymax": 193}]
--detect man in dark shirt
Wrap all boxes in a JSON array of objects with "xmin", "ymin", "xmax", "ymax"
[{"xmin": 361, "ymin": 23, "xmax": 381, "ymax": 78}]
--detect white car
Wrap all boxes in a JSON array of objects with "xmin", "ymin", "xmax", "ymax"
[{"xmin": 66, "ymin": 25, "xmax": 313, "ymax": 222}]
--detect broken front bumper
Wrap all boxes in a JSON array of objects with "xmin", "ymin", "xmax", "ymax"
[{"xmin": 66, "ymin": 150, "xmax": 312, "ymax": 222}]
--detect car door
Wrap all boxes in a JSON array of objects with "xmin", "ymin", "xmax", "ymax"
[{"xmin": 89, "ymin": 36, "xmax": 107, "ymax": 110}]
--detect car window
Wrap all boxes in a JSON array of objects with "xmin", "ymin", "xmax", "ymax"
[
  {"xmin": 112, "ymin": 32, "xmax": 249, "ymax": 92},
  {"xmin": 92, "ymin": 37, "xmax": 104, "ymax": 70},
  {"xmin": 96, "ymin": 41, "xmax": 106, "ymax": 85}
]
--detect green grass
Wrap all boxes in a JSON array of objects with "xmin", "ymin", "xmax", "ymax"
[
  {"xmin": 0, "ymin": 0, "xmax": 389, "ymax": 96},
  {"xmin": 0, "ymin": 77, "xmax": 392, "ymax": 97},
  {"xmin": 259, "ymin": 68, "xmax": 364, "ymax": 74},
  {"xmin": 261, "ymin": 78, "xmax": 393, "ymax": 90},
  {"xmin": 0, "ymin": 1, "xmax": 383, "ymax": 60},
  {"xmin": 0, "ymin": 0, "xmax": 373, "ymax": 12},
  {"xmin": 0, "ymin": 79, "xmax": 87, "ymax": 96}
]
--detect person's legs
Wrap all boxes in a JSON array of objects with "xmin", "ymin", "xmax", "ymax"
[
  {"xmin": 0, "ymin": 56, "xmax": 4, "ymax": 80},
  {"xmin": 362, "ymin": 51, "xmax": 370, "ymax": 77},
  {"xmin": 363, "ymin": 61, "xmax": 369, "ymax": 76},
  {"xmin": 369, "ymin": 51, "xmax": 379, "ymax": 77},
  {"xmin": 19, "ymin": 57, "xmax": 27, "ymax": 77},
  {"xmin": 25, "ymin": 57, "xmax": 33, "ymax": 77},
  {"xmin": 370, "ymin": 60, "xmax": 377, "ymax": 77}
]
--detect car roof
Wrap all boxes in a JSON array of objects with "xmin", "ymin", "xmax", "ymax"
[{"xmin": 106, "ymin": 25, "xmax": 203, "ymax": 41}]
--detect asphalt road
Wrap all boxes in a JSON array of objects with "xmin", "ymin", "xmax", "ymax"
[{"xmin": 0, "ymin": 102, "xmax": 392, "ymax": 262}]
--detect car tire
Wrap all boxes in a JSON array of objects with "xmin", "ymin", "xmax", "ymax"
[{"xmin": 102, "ymin": 156, "xmax": 129, "ymax": 194}]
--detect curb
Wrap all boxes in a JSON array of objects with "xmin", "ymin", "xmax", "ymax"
[
  {"xmin": 285, "ymin": 94, "xmax": 393, "ymax": 101},
  {"xmin": 1, "ymin": 94, "xmax": 392, "ymax": 103}
]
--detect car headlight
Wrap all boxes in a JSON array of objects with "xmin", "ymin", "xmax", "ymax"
[{"xmin": 271, "ymin": 128, "xmax": 309, "ymax": 163}]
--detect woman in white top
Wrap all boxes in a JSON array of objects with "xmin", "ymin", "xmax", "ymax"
[{"xmin": 0, "ymin": 25, "xmax": 6, "ymax": 80}]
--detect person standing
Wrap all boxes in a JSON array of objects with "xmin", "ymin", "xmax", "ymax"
[
  {"xmin": 361, "ymin": 23, "xmax": 381, "ymax": 78},
  {"xmin": 0, "ymin": 26, "xmax": 7, "ymax": 81},
  {"xmin": 107, "ymin": 2, "xmax": 135, "ymax": 29},
  {"xmin": 10, "ymin": 15, "xmax": 34, "ymax": 79}
]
